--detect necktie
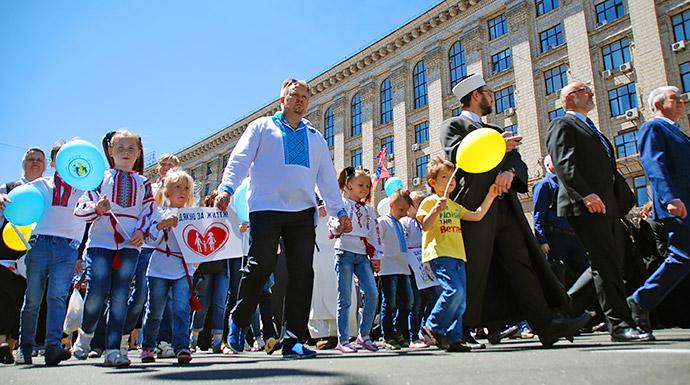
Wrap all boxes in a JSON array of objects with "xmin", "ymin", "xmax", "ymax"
[
  {"xmin": 584, "ymin": 117, "xmax": 612, "ymax": 160},
  {"xmin": 389, "ymin": 215, "xmax": 407, "ymax": 253}
]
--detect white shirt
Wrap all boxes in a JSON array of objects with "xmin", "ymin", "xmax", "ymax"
[
  {"xmin": 377, "ymin": 215, "xmax": 411, "ymax": 276},
  {"xmin": 31, "ymin": 174, "xmax": 85, "ymax": 241},
  {"xmin": 218, "ymin": 112, "xmax": 345, "ymax": 219},
  {"xmin": 460, "ymin": 110, "xmax": 482, "ymax": 124},
  {"xmin": 74, "ymin": 169, "xmax": 156, "ymax": 250},
  {"xmin": 146, "ymin": 206, "xmax": 197, "ymax": 280},
  {"xmin": 327, "ymin": 198, "xmax": 382, "ymax": 259},
  {"xmin": 400, "ymin": 216, "xmax": 422, "ymax": 249}
]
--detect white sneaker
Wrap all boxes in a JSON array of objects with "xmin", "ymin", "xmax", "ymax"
[
  {"xmin": 104, "ymin": 349, "xmax": 131, "ymax": 367},
  {"xmin": 157, "ymin": 341, "xmax": 175, "ymax": 358},
  {"xmin": 72, "ymin": 329, "xmax": 94, "ymax": 360}
]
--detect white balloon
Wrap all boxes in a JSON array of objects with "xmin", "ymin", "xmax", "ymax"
[{"xmin": 377, "ymin": 197, "xmax": 391, "ymax": 217}]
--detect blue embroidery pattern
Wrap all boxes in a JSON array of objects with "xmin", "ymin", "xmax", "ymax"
[{"xmin": 273, "ymin": 112, "xmax": 310, "ymax": 168}]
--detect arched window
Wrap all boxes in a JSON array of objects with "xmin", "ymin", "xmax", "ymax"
[
  {"xmin": 324, "ymin": 107, "xmax": 334, "ymax": 147},
  {"xmin": 449, "ymin": 42, "xmax": 467, "ymax": 91},
  {"xmin": 351, "ymin": 94, "xmax": 362, "ymax": 136},
  {"xmin": 380, "ymin": 78, "xmax": 392, "ymax": 124},
  {"xmin": 413, "ymin": 61, "xmax": 428, "ymax": 109}
]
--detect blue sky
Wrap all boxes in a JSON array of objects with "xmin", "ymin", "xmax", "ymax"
[{"xmin": 0, "ymin": 0, "xmax": 441, "ymax": 183}]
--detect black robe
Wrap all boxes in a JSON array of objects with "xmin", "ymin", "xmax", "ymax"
[{"xmin": 440, "ymin": 115, "xmax": 569, "ymax": 328}]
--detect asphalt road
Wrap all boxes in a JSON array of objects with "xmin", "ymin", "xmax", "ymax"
[{"xmin": 4, "ymin": 329, "xmax": 690, "ymax": 385}]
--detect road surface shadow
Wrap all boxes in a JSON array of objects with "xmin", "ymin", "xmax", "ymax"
[{"xmin": 148, "ymin": 367, "xmax": 368, "ymax": 384}]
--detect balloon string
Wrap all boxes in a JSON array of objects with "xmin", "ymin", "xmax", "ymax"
[
  {"xmin": 11, "ymin": 223, "xmax": 31, "ymax": 251},
  {"xmin": 443, "ymin": 168, "xmax": 459, "ymax": 199},
  {"xmin": 95, "ymin": 191, "xmax": 133, "ymax": 240}
]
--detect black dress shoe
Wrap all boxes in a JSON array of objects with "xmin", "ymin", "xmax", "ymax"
[
  {"xmin": 463, "ymin": 330, "xmax": 486, "ymax": 350},
  {"xmin": 626, "ymin": 296, "xmax": 652, "ymax": 333},
  {"xmin": 537, "ymin": 312, "xmax": 592, "ymax": 347},
  {"xmin": 423, "ymin": 325, "xmax": 448, "ymax": 349},
  {"xmin": 445, "ymin": 341, "xmax": 472, "ymax": 353},
  {"xmin": 487, "ymin": 325, "xmax": 519, "ymax": 345},
  {"xmin": 610, "ymin": 327, "xmax": 654, "ymax": 342},
  {"xmin": 45, "ymin": 346, "xmax": 71, "ymax": 366}
]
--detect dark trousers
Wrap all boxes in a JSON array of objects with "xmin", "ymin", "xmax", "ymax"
[
  {"xmin": 547, "ymin": 230, "xmax": 589, "ymax": 287},
  {"xmin": 0, "ymin": 267, "xmax": 26, "ymax": 339},
  {"xmin": 633, "ymin": 219, "xmax": 690, "ymax": 310},
  {"xmin": 569, "ymin": 214, "xmax": 633, "ymax": 332},
  {"xmin": 231, "ymin": 208, "xmax": 315, "ymax": 345},
  {"xmin": 492, "ymin": 200, "xmax": 552, "ymax": 330}
]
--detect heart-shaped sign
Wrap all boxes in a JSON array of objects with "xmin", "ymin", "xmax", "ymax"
[{"xmin": 182, "ymin": 222, "xmax": 230, "ymax": 257}]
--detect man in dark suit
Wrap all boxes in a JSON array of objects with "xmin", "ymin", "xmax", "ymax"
[
  {"xmin": 547, "ymin": 81, "xmax": 651, "ymax": 342},
  {"xmin": 627, "ymin": 86, "xmax": 690, "ymax": 334},
  {"xmin": 440, "ymin": 74, "xmax": 590, "ymax": 348}
]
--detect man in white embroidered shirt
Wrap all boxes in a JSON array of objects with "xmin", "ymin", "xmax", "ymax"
[{"xmin": 215, "ymin": 79, "xmax": 351, "ymax": 359}]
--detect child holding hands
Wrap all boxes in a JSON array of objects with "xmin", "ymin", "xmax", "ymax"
[{"xmin": 417, "ymin": 157, "xmax": 498, "ymax": 352}]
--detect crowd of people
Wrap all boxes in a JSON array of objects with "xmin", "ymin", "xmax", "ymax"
[{"xmin": 0, "ymin": 75, "xmax": 688, "ymax": 368}]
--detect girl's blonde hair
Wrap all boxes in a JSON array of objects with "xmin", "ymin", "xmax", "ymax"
[
  {"xmin": 102, "ymin": 130, "xmax": 144, "ymax": 174},
  {"xmin": 155, "ymin": 168, "xmax": 195, "ymax": 208},
  {"xmin": 337, "ymin": 166, "xmax": 372, "ymax": 203},
  {"xmin": 409, "ymin": 190, "xmax": 426, "ymax": 207}
]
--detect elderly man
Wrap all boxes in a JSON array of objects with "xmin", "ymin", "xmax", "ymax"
[
  {"xmin": 627, "ymin": 86, "xmax": 690, "ymax": 334},
  {"xmin": 440, "ymin": 74, "xmax": 590, "ymax": 348},
  {"xmin": 547, "ymin": 81, "xmax": 650, "ymax": 342},
  {"xmin": 0, "ymin": 147, "xmax": 46, "ymax": 364},
  {"xmin": 533, "ymin": 154, "xmax": 588, "ymax": 287},
  {"xmin": 215, "ymin": 79, "xmax": 351, "ymax": 359}
]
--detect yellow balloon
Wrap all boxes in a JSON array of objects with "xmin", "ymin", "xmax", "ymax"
[
  {"xmin": 456, "ymin": 128, "xmax": 507, "ymax": 173},
  {"xmin": 2, "ymin": 223, "xmax": 34, "ymax": 252}
]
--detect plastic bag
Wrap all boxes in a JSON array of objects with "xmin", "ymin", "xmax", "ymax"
[{"xmin": 63, "ymin": 289, "xmax": 84, "ymax": 333}]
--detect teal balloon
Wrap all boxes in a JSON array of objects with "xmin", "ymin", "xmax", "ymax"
[
  {"xmin": 384, "ymin": 177, "xmax": 404, "ymax": 197},
  {"xmin": 233, "ymin": 180, "xmax": 250, "ymax": 222},
  {"xmin": 4, "ymin": 184, "xmax": 45, "ymax": 226},
  {"xmin": 55, "ymin": 140, "xmax": 105, "ymax": 191}
]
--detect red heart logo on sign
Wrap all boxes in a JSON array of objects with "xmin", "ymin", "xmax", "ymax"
[{"xmin": 182, "ymin": 222, "xmax": 230, "ymax": 257}]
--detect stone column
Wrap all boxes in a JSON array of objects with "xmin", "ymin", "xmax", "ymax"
[
  {"xmin": 507, "ymin": 0, "xmax": 543, "ymax": 180},
  {"xmin": 424, "ymin": 46, "xmax": 446, "ymax": 159},
  {"xmin": 331, "ymin": 96, "xmax": 347, "ymax": 171},
  {"xmin": 360, "ymin": 81, "xmax": 377, "ymax": 173},
  {"xmin": 628, "ymin": 0, "xmax": 668, "ymax": 119},
  {"xmin": 391, "ymin": 65, "xmax": 411, "ymax": 188},
  {"xmin": 462, "ymin": 23, "xmax": 485, "ymax": 78}
]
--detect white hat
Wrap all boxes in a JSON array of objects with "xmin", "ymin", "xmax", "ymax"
[{"xmin": 452, "ymin": 73, "xmax": 486, "ymax": 101}]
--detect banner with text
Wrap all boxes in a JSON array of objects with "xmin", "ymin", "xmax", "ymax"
[{"xmin": 171, "ymin": 207, "xmax": 244, "ymax": 263}]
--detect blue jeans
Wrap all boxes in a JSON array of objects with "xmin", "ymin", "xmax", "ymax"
[
  {"xmin": 81, "ymin": 247, "xmax": 138, "ymax": 349},
  {"xmin": 409, "ymin": 275, "xmax": 440, "ymax": 341},
  {"xmin": 222, "ymin": 257, "xmax": 244, "ymax": 342},
  {"xmin": 192, "ymin": 260, "xmax": 230, "ymax": 334},
  {"xmin": 142, "ymin": 276, "xmax": 191, "ymax": 353},
  {"xmin": 335, "ymin": 250, "xmax": 378, "ymax": 343},
  {"xmin": 380, "ymin": 274, "xmax": 412, "ymax": 340},
  {"xmin": 18, "ymin": 235, "xmax": 79, "ymax": 350},
  {"xmin": 123, "ymin": 247, "xmax": 153, "ymax": 334},
  {"xmin": 426, "ymin": 257, "xmax": 466, "ymax": 343}
]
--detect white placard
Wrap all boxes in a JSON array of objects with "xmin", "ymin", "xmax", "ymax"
[
  {"xmin": 407, "ymin": 248, "xmax": 439, "ymax": 290},
  {"xmin": 170, "ymin": 207, "xmax": 244, "ymax": 263}
]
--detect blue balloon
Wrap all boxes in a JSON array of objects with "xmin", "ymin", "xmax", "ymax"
[
  {"xmin": 384, "ymin": 177, "xmax": 404, "ymax": 197},
  {"xmin": 233, "ymin": 180, "xmax": 250, "ymax": 223},
  {"xmin": 55, "ymin": 140, "xmax": 106, "ymax": 191},
  {"xmin": 4, "ymin": 184, "xmax": 45, "ymax": 226}
]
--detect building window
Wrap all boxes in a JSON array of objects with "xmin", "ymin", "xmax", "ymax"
[
  {"xmin": 673, "ymin": 10, "xmax": 690, "ymax": 42},
  {"xmin": 681, "ymin": 62, "xmax": 690, "ymax": 93},
  {"xmin": 634, "ymin": 175, "xmax": 649, "ymax": 207},
  {"xmin": 381, "ymin": 135, "xmax": 394, "ymax": 156},
  {"xmin": 206, "ymin": 163, "xmax": 213, "ymax": 176},
  {"xmin": 389, "ymin": 166, "xmax": 395, "ymax": 177},
  {"xmin": 549, "ymin": 108, "xmax": 565, "ymax": 121},
  {"xmin": 608, "ymin": 83, "xmax": 638, "ymax": 117},
  {"xmin": 414, "ymin": 121, "xmax": 429, "ymax": 144},
  {"xmin": 491, "ymin": 48, "xmax": 512, "ymax": 73},
  {"xmin": 539, "ymin": 24, "xmax": 564, "ymax": 53},
  {"xmin": 595, "ymin": 0, "xmax": 625, "ymax": 25},
  {"xmin": 351, "ymin": 148, "xmax": 362, "ymax": 168},
  {"xmin": 205, "ymin": 183, "xmax": 212, "ymax": 196},
  {"xmin": 494, "ymin": 86, "xmax": 515, "ymax": 114},
  {"xmin": 222, "ymin": 154, "xmax": 229, "ymax": 167},
  {"xmin": 488, "ymin": 14, "xmax": 508, "ymax": 40},
  {"xmin": 602, "ymin": 38, "xmax": 631, "ymax": 71},
  {"xmin": 504, "ymin": 124, "xmax": 518, "ymax": 135},
  {"xmin": 416, "ymin": 155, "xmax": 430, "ymax": 178},
  {"xmin": 452, "ymin": 107, "xmax": 462, "ymax": 117},
  {"xmin": 324, "ymin": 107, "xmax": 335, "ymax": 147},
  {"xmin": 544, "ymin": 64, "xmax": 568, "ymax": 95},
  {"xmin": 351, "ymin": 94, "xmax": 362, "ymax": 136},
  {"xmin": 413, "ymin": 60, "xmax": 428, "ymax": 109},
  {"xmin": 536, "ymin": 0, "xmax": 559, "ymax": 16},
  {"xmin": 380, "ymin": 79, "xmax": 393, "ymax": 124},
  {"xmin": 449, "ymin": 42, "xmax": 467, "ymax": 91},
  {"xmin": 614, "ymin": 130, "xmax": 638, "ymax": 158}
]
